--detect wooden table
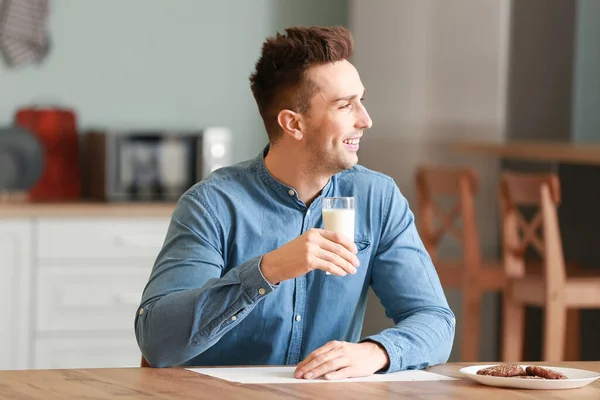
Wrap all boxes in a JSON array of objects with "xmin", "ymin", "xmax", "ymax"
[
  {"xmin": 0, "ymin": 362, "xmax": 598, "ymax": 399},
  {"xmin": 453, "ymin": 140, "xmax": 600, "ymax": 165}
]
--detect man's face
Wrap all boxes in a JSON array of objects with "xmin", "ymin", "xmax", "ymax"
[{"xmin": 301, "ymin": 60, "xmax": 372, "ymax": 175}]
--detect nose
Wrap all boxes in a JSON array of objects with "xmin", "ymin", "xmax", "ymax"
[{"xmin": 355, "ymin": 103, "xmax": 372, "ymax": 130}]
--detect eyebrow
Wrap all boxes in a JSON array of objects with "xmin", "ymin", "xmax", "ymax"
[{"xmin": 333, "ymin": 89, "xmax": 366, "ymax": 103}]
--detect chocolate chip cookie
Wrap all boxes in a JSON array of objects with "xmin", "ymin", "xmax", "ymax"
[
  {"xmin": 516, "ymin": 375, "xmax": 544, "ymax": 379},
  {"xmin": 476, "ymin": 364, "xmax": 527, "ymax": 377},
  {"xmin": 526, "ymin": 366, "xmax": 567, "ymax": 380}
]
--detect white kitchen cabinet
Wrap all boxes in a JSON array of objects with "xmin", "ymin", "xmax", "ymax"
[
  {"xmin": 0, "ymin": 220, "xmax": 32, "ymax": 370},
  {"xmin": 37, "ymin": 218, "xmax": 169, "ymax": 261},
  {"xmin": 34, "ymin": 337, "xmax": 143, "ymax": 369},
  {"xmin": 32, "ymin": 216, "xmax": 169, "ymax": 369},
  {"xmin": 0, "ymin": 214, "xmax": 170, "ymax": 370},
  {"xmin": 36, "ymin": 265, "xmax": 150, "ymax": 333}
]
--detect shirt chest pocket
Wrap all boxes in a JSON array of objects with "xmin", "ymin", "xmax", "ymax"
[
  {"xmin": 355, "ymin": 236, "xmax": 372, "ymax": 266},
  {"xmin": 317, "ymin": 236, "xmax": 372, "ymax": 296},
  {"xmin": 344, "ymin": 236, "xmax": 372, "ymax": 280}
]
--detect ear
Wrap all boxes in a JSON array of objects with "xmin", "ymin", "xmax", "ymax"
[{"xmin": 277, "ymin": 109, "xmax": 304, "ymax": 141}]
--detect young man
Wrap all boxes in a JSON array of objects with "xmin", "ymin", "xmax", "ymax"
[{"xmin": 136, "ymin": 26, "xmax": 454, "ymax": 380}]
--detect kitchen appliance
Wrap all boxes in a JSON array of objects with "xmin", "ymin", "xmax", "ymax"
[
  {"xmin": 84, "ymin": 127, "xmax": 232, "ymax": 202},
  {"xmin": 14, "ymin": 106, "xmax": 81, "ymax": 201},
  {"xmin": 0, "ymin": 125, "xmax": 44, "ymax": 199}
]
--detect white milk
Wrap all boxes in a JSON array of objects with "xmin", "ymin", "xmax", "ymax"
[{"xmin": 322, "ymin": 209, "xmax": 355, "ymax": 241}]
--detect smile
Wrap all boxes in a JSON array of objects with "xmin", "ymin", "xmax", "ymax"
[{"xmin": 343, "ymin": 138, "xmax": 360, "ymax": 145}]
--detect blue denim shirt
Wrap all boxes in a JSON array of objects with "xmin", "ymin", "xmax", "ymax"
[{"xmin": 135, "ymin": 147, "xmax": 455, "ymax": 372}]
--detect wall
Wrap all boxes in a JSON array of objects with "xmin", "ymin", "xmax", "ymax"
[
  {"xmin": 569, "ymin": 0, "xmax": 600, "ymax": 361},
  {"xmin": 548, "ymin": 0, "xmax": 600, "ymax": 361},
  {"xmin": 350, "ymin": 0, "xmax": 511, "ymax": 362},
  {"xmin": 0, "ymin": 0, "xmax": 348, "ymax": 163},
  {"xmin": 572, "ymin": 0, "xmax": 600, "ymax": 142},
  {"xmin": 506, "ymin": 0, "xmax": 575, "ymax": 143}
]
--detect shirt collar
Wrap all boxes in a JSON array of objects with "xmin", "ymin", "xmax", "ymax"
[{"xmin": 255, "ymin": 144, "xmax": 334, "ymax": 206}]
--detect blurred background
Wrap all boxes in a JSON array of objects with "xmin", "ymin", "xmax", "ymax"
[{"xmin": 1, "ymin": 0, "xmax": 599, "ymax": 371}]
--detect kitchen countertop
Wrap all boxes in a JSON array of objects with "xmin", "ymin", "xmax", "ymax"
[{"xmin": 0, "ymin": 202, "xmax": 177, "ymax": 218}]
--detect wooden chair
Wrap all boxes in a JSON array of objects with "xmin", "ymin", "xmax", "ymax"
[
  {"xmin": 141, "ymin": 356, "xmax": 150, "ymax": 367},
  {"xmin": 500, "ymin": 172, "xmax": 600, "ymax": 362},
  {"xmin": 416, "ymin": 166, "xmax": 505, "ymax": 362}
]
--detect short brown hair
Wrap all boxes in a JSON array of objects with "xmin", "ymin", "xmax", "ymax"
[{"xmin": 249, "ymin": 25, "xmax": 354, "ymax": 143}]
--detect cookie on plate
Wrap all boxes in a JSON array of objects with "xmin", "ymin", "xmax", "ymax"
[
  {"xmin": 476, "ymin": 365, "xmax": 527, "ymax": 377},
  {"xmin": 526, "ymin": 366, "xmax": 567, "ymax": 380}
]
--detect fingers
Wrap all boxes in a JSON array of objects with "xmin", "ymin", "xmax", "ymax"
[
  {"xmin": 304, "ymin": 229, "xmax": 359, "ymax": 276},
  {"xmin": 302, "ymin": 356, "xmax": 348, "ymax": 380},
  {"xmin": 313, "ymin": 259, "xmax": 348, "ymax": 276},
  {"xmin": 319, "ymin": 238, "xmax": 359, "ymax": 267},
  {"xmin": 295, "ymin": 341, "xmax": 346, "ymax": 379},
  {"xmin": 315, "ymin": 248, "xmax": 357, "ymax": 275},
  {"xmin": 317, "ymin": 231, "xmax": 359, "ymax": 270},
  {"xmin": 298, "ymin": 341, "xmax": 339, "ymax": 370},
  {"xmin": 319, "ymin": 229, "xmax": 358, "ymax": 254},
  {"xmin": 324, "ymin": 366, "xmax": 355, "ymax": 380}
]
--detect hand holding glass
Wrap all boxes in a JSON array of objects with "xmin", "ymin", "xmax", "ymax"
[{"xmin": 322, "ymin": 197, "xmax": 355, "ymax": 275}]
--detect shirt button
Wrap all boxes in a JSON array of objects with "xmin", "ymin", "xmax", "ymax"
[
  {"xmin": 295, "ymin": 315, "xmax": 302, "ymax": 322},
  {"xmin": 231, "ymin": 315, "xmax": 237, "ymax": 321},
  {"xmin": 288, "ymin": 189, "xmax": 295, "ymax": 196},
  {"xmin": 139, "ymin": 308, "xmax": 144, "ymax": 315},
  {"xmin": 258, "ymin": 288, "xmax": 266, "ymax": 295},
  {"xmin": 306, "ymin": 209, "xmax": 311, "ymax": 216}
]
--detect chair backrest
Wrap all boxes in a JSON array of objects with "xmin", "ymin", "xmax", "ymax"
[
  {"xmin": 415, "ymin": 166, "xmax": 482, "ymax": 271},
  {"xmin": 499, "ymin": 172, "xmax": 566, "ymax": 290}
]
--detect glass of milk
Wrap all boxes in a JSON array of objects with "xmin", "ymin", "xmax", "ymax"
[{"xmin": 322, "ymin": 197, "xmax": 355, "ymax": 275}]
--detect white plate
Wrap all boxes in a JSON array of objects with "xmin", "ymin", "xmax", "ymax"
[{"xmin": 459, "ymin": 364, "xmax": 600, "ymax": 390}]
